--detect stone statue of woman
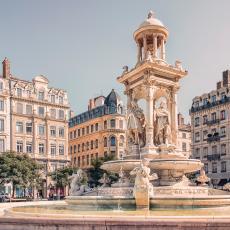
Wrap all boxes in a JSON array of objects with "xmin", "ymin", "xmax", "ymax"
[{"xmin": 154, "ymin": 101, "xmax": 172, "ymax": 145}]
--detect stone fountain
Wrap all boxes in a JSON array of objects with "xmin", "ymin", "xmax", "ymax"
[{"xmin": 65, "ymin": 11, "xmax": 230, "ymax": 210}]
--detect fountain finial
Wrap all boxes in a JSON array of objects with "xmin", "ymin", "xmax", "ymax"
[{"xmin": 147, "ymin": 10, "xmax": 154, "ymax": 19}]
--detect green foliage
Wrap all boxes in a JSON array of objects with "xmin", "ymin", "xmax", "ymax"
[
  {"xmin": 49, "ymin": 166, "xmax": 79, "ymax": 188},
  {"xmin": 87, "ymin": 155, "xmax": 118, "ymax": 187},
  {"xmin": 0, "ymin": 151, "xmax": 43, "ymax": 197}
]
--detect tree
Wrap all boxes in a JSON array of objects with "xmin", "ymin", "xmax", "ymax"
[
  {"xmin": 49, "ymin": 166, "xmax": 79, "ymax": 197},
  {"xmin": 87, "ymin": 155, "xmax": 118, "ymax": 187},
  {"xmin": 0, "ymin": 151, "xmax": 43, "ymax": 198}
]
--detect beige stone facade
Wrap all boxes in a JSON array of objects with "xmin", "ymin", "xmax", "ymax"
[
  {"xmin": 0, "ymin": 58, "xmax": 70, "ymax": 197},
  {"xmin": 190, "ymin": 70, "xmax": 230, "ymax": 187},
  {"xmin": 177, "ymin": 113, "xmax": 191, "ymax": 158},
  {"xmin": 69, "ymin": 90, "xmax": 126, "ymax": 169}
]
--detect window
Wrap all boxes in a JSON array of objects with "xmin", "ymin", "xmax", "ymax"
[
  {"xmin": 38, "ymin": 125, "xmax": 45, "ymax": 135},
  {"xmin": 194, "ymin": 117, "xmax": 200, "ymax": 126},
  {"xmin": 38, "ymin": 91, "xmax": 44, "ymax": 100},
  {"xmin": 91, "ymin": 140, "xmax": 94, "ymax": 149},
  {"xmin": 59, "ymin": 145, "xmax": 64, "ymax": 155},
  {"xmin": 50, "ymin": 144, "xmax": 56, "ymax": 156},
  {"xmin": 221, "ymin": 144, "xmax": 226, "ymax": 156},
  {"xmin": 70, "ymin": 131, "xmax": 73, "ymax": 140},
  {"xmin": 220, "ymin": 110, "xmax": 226, "ymax": 120},
  {"xmin": 203, "ymin": 130, "xmax": 208, "ymax": 140},
  {"xmin": 82, "ymin": 143, "xmax": 85, "ymax": 151},
  {"xmin": 212, "ymin": 162, "xmax": 217, "ymax": 173},
  {"xmin": 203, "ymin": 115, "xmax": 208, "ymax": 125},
  {"xmin": 26, "ymin": 105, "xmax": 32, "ymax": 115},
  {"xmin": 70, "ymin": 146, "xmax": 73, "ymax": 154},
  {"xmin": 0, "ymin": 100, "xmax": 4, "ymax": 111},
  {"xmin": 82, "ymin": 128, "xmax": 85, "ymax": 135},
  {"xmin": 86, "ymin": 126, "xmax": 89, "ymax": 134},
  {"xmin": 104, "ymin": 120, "xmax": 107, "ymax": 129},
  {"xmin": 82, "ymin": 156, "xmax": 85, "ymax": 166},
  {"xmin": 78, "ymin": 129, "xmax": 80, "ymax": 137},
  {"xmin": 95, "ymin": 123, "xmax": 98, "ymax": 131},
  {"xmin": 51, "ymin": 95, "xmax": 55, "ymax": 103},
  {"xmin": 220, "ymin": 126, "xmax": 226, "ymax": 137},
  {"xmin": 17, "ymin": 88, "xmax": 22, "ymax": 97},
  {"xmin": 38, "ymin": 107, "xmax": 45, "ymax": 117},
  {"xmin": 86, "ymin": 141, "xmax": 89, "ymax": 150},
  {"xmin": 73, "ymin": 130, "xmax": 76, "ymax": 138},
  {"xmin": 78, "ymin": 157, "xmax": 80, "ymax": 167},
  {"xmin": 110, "ymin": 136, "xmax": 116, "ymax": 146},
  {"xmin": 0, "ymin": 119, "xmax": 4, "ymax": 132},
  {"xmin": 50, "ymin": 126, "xmax": 56, "ymax": 137},
  {"xmin": 110, "ymin": 119, "xmax": 116, "ymax": 128},
  {"xmin": 203, "ymin": 147, "xmax": 208, "ymax": 158},
  {"xmin": 182, "ymin": 142, "xmax": 186, "ymax": 152},
  {"xmin": 204, "ymin": 163, "xmax": 208, "ymax": 173},
  {"xmin": 59, "ymin": 127, "xmax": 64, "ymax": 137},
  {"xmin": 95, "ymin": 139, "xmax": 98, "ymax": 148},
  {"xmin": 203, "ymin": 98, "xmax": 208, "ymax": 105},
  {"xmin": 59, "ymin": 110, "xmax": 64, "ymax": 119},
  {"xmin": 212, "ymin": 145, "xmax": 217, "ymax": 154},
  {"xmin": 0, "ymin": 139, "xmax": 5, "ymax": 152},
  {"xmin": 51, "ymin": 163, "xmax": 57, "ymax": 172},
  {"xmin": 26, "ymin": 122, "xmax": 32, "ymax": 134},
  {"xmin": 17, "ymin": 103, "xmax": 23, "ymax": 114},
  {"xmin": 182, "ymin": 133, "xmax": 186, "ymax": 139},
  {"xmin": 195, "ymin": 132, "xmax": 200, "ymax": 142},
  {"xmin": 104, "ymin": 137, "xmax": 107, "ymax": 147},
  {"xmin": 211, "ymin": 112, "xmax": 216, "ymax": 121},
  {"xmin": 59, "ymin": 96, "xmax": 63, "ymax": 104},
  {"xmin": 87, "ymin": 155, "xmax": 89, "ymax": 165},
  {"xmin": 39, "ymin": 143, "xmax": 45, "ymax": 154},
  {"xmin": 16, "ymin": 122, "xmax": 23, "ymax": 133},
  {"xmin": 195, "ymin": 148, "xmax": 200, "ymax": 158},
  {"xmin": 26, "ymin": 90, "xmax": 31, "ymax": 98},
  {"xmin": 16, "ymin": 141, "xmax": 23, "ymax": 152},
  {"xmin": 221, "ymin": 92, "xmax": 226, "ymax": 100},
  {"xmin": 91, "ymin": 154, "xmax": 94, "ymax": 163},
  {"xmin": 50, "ymin": 109, "xmax": 56, "ymax": 119},
  {"xmin": 211, "ymin": 95, "xmax": 216, "ymax": 103},
  {"xmin": 91, "ymin": 125, "xmax": 94, "ymax": 133},
  {"xmin": 78, "ymin": 144, "xmax": 80, "ymax": 152},
  {"xmin": 221, "ymin": 161, "xmax": 226, "ymax": 172},
  {"xmin": 120, "ymin": 135, "xmax": 125, "ymax": 147},
  {"xmin": 26, "ymin": 142, "xmax": 32, "ymax": 153},
  {"xmin": 72, "ymin": 145, "xmax": 76, "ymax": 153},
  {"xmin": 119, "ymin": 120, "xmax": 123, "ymax": 129}
]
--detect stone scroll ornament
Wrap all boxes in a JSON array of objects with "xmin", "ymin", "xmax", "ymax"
[{"xmin": 127, "ymin": 99, "xmax": 146, "ymax": 147}]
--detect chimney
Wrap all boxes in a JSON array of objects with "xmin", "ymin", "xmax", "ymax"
[
  {"xmin": 217, "ymin": 81, "xmax": 222, "ymax": 90},
  {"xmin": 222, "ymin": 70, "xmax": 230, "ymax": 87},
  {"xmin": 178, "ymin": 113, "xmax": 184, "ymax": 126},
  {"xmin": 2, "ymin": 57, "xmax": 10, "ymax": 79},
  {"xmin": 88, "ymin": 98, "xmax": 95, "ymax": 110}
]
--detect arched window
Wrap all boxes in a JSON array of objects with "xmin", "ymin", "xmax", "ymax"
[
  {"xmin": 110, "ymin": 136, "xmax": 116, "ymax": 146},
  {"xmin": 104, "ymin": 137, "xmax": 107, "ymax": 147},
  {"xmin": 120, "ymin": 135, "xmax": 125, "ymax": 146}
]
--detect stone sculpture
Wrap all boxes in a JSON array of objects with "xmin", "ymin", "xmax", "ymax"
[
  {"xmin": 69, "ymin": 169, "xmax": 90, "ymax": 196},
  {"xmin": 154, "ymin": 101, "xmax": 172, "ymax": 145},
  {"xmin": 127, "ymin": 99, "xmax": 146, "ymax": 147},
  {"xmin": 99, "ymin": 173, "xmax": 111, "ymax": 187},
  {"xmin": 197, "ymin": 168, "xmax": 210, "ymax": 186}
]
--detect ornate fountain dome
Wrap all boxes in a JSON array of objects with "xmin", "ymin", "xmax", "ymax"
[{"xmin": 134, "ymin": 11, "xmax": 168, "ymax": 64}]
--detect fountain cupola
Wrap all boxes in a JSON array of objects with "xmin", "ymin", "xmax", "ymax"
[{"xmin": 134, "ymin": 11, "xmax": 168, "ymax": 64}]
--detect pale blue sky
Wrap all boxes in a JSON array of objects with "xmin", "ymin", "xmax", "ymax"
[{"xmin": 1, "ymin": 0, "xmax": 230, "ymax": 119}]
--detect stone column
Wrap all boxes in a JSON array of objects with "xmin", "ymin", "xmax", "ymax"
[
  {"xmin": 153, "ymin": 35, "xmax": 158, "ymax": 58},
  {"xmin": 161, "ymin": 38, "xmax": 166, "ymax": 60},
  {"xmin": 143, "ymin": 34, "xmax": 147, "ymax": 60},
  {"xmin": 137, "ymin": 43, "xmax": 142, "ymax": 63},
  {"xmin": 171, "ymin": 87, "xmax": 178, "ymax": 145},
  {"xmin": 145, "ymin": 86, "xmax": 154, "ymax": 147}
]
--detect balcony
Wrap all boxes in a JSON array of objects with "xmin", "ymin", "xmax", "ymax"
[
  {"xmin": 207, "ymin": 133, "xmax": 221, "ymax": 142},
  {"xmin": 190, "ymin": 96, "xmax": 230, "ymax": 113},
  {"xmin": 207, "ymin": 154, "xmax": 221, "ymax": 161},
  {"xmin": 206, "ymin": 119, "xmax": 220, "ymax": 126}
]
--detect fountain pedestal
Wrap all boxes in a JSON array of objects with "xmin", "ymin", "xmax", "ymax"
[{"xmin": 134, "ymin": 185, "xmax": 149, "ymax": 210}]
